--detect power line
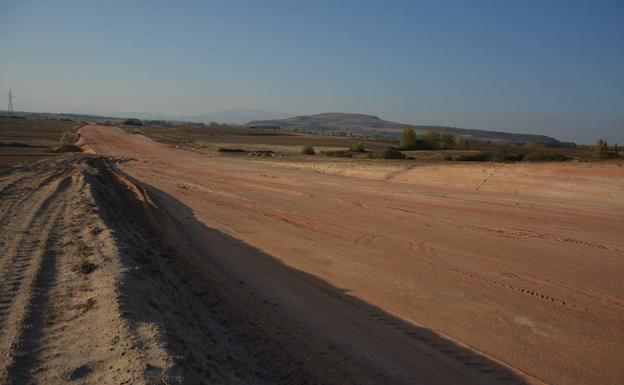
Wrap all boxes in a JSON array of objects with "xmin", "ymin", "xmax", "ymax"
[{"xmin": 7, "ymin": 89, "xmax": 15, "ymax": 117}]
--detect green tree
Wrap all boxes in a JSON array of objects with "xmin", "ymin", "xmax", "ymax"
[
  {"xmin": 440, "ymin": 132, "xmax": 454, "ymax": 149},
  {"xmin": 400, "ymin": 128, "xmax": 416, "ymax": 149},
  {"xmin": 592, "ymin": 139, "xmax": 608, "ymax": 159},
  {"xmin": 421, "ymin": 130, "xmax": 441, "ymax": 148},
  {"xmin": 455, "ymin": 135, "xmax": 469, "ymax": 148}
]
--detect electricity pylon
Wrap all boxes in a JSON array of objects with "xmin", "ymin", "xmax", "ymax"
[{"xmin": 7, "ymin": 89, "xmax": 14, "ymax": 117}]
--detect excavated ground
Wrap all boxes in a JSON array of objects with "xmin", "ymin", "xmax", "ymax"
[{"xmin": 0, "ymin": 156, "xmax": 270, "ymax": 385}]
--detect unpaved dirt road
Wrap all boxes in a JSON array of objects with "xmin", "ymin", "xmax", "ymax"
[{"xmin": 79, "ymin": 125, "xmax": 624, "ymax": 385}]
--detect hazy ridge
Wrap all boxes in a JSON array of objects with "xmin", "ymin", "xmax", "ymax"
[{"xmin": 248, "ymin": 112, "xmax": 561, "ymax": 144}]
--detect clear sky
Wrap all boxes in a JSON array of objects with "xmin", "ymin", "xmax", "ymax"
[{"xmin": 1, "ymin": 0, "xmax": 622, "ymax": 143}]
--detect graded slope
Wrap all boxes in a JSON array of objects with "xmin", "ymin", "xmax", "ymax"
[{"xmin": 82, "ymin": 124, "xmax": 624, "ymax": 385}]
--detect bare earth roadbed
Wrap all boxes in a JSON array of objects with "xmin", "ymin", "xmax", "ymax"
[
  {"xmin": 0, "ymin": 157, "xmax": 519, "ymax": 385},
  {"xmin": 1, "ymin": 124, "xmax": 623, "ymax": 385},
  {"xmin": 81, "ymin": 125, "xmax": 624, "ymax": 385}
]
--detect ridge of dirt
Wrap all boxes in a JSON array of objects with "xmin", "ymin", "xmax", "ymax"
[{"xmin": 0, "ymin": 155, "xmax": 270, "ymax": 385}]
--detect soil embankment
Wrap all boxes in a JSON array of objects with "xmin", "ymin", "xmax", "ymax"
[
  {"xmin": 0, "ymin": 156, "xmax": 269, "ymax": 385},
  {"xmin": 81, "ymin": 124, "xmax": 624, "ymax": 385}
]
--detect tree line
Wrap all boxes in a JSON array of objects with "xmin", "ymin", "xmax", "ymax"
[{"xmin": 399, "ymin": 128, "xmax": 468, "ymax": 150}]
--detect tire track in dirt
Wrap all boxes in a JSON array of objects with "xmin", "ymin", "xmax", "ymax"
[
  {"xmin": 171, "ymin": 177, "xmax": 359, "ymax": 241},
  {"xmin": 0, "ymin": 174, "xmax": 72, "ymax": 383},
  {"xmin": 346, "ymin": 228, "xmax": 619, "ymax": 318},
  {"xmin": 0, "ymin": 156, "xmax": 272, "ymax": 385},
  {"xmin": 0, "ymin": 168, "xmax": 67, "ymax": 228},
  {"xmin": 0, "ymin": 174, "xmax": 71, "ymax": 331},
  {"xmin": 499, "ymin": 271, "xmax": 624, "ymax": 310},
  {"xmin": 474, "ymin": 225, "xmax": 616, "ymax": 253},
  {"xmin": 443, "ymin": 265, "xmax": 624, "ymax": 320},
  {"xmin": 280, "ymin": 257, "xmax": 539, "ymax": 385},
  {"xmin": 4, "ymin": 199, "xmax": 67, "ymax": 384}
]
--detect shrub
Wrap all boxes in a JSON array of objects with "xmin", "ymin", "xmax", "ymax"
[
  {"xmin": 218, "ymin": 147, "xmax": 247, "ymax": 153},
  {"xmin": 397, "ymin": 139, "xmax": 432, "ymax": 150},
  {"xmin": 350, "ymin": 142, "xmax": 365, "ymax": 152},
  {"xmin": 302, "ymin": 145, "xmax": 316, "ymax": 155},
  {"xmin": 504, "ymin": 154, "xmax": 525, "ymax": 162},
  {"xmin": 455, "ymin": 135, "xmax": 469, "ymax": 148},
  {"xmin": 455, "ymin": 151, "xmax": 493, "ymax": 162},
  {"xmin": 376, "ymin": 148, "xmax": 406, "ymax": 159},
  {"xmin": 526, "ymin": 153, "xmax": 569, "ymax": 162},
  {"xmin": 443, "ymin": 154, "xmax": 453, "ymax": 161},
  {"xmin": 440, "ymin": 132, "xmax": 454, "ymax": 149},
  {"xmin": 592, "ymin": 139, "xmax": 608, "ymax": 159},
  {"xmin": 324, "ymin": 150, "xmax": 352, "ymax": 158},
  {"xmin": 421, "ymin": 130, "xmax": 441, "ymax": 147},
  {"xmin": 400, "ymin": 128, "xmax": 416, "ymax": 149},
  {"xmin": 123, "ymin": 118, "xmax": 143, "ymax": 126}
]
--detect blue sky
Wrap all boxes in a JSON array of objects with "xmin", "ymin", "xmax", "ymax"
[{"xmin": 1, "ymin": 0, "xmax": 622, "ymax": 143}]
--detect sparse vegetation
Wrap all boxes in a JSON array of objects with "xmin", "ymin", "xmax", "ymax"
[
  {"xmin": 128, "ymin": 119, "xmax": 603, "ymax": 163},
  {"xmin": 504, "ymin": 154, "xmax": 525, "ymax": 162},
  {"xmin": 439, "ymin": 132, "xmax": 454, "ymax": 149},
  {"xmin": 324, "ymin": 150, "xmax": 352, "ymax": 158},
  {"xmin": 526, "ymin": 141, "xmax": 547, "ymax": 148},
  {"xmin": 123, "ymin": 118, "xmax": 143, "ymax": 126},
  {"xmin": 350, "ymin": 142, "xmax": 365, "ymax": 152},
  {"xmin": 217, "ymin": 147, "xmax": 247, "ymax": 153},
  {"xmin": 455, "ymin": 135, "xmax": 469, "ymax": 148},
  {"xmin": 375, "ymin": 148, "xmax": 406, "ymax": 159},
  {"xmin": 525, "ymin": 153, "xmax": 569, "ymax": 162},
  {"xmin": 455, "ymin": 152, "xmax": 493, "ymax": 162},
  {"xmin": 421, "ymin": 130, "xmax": 441, "ymax": 148},
  {"xmin": 592, "ymin": 139, "xmax": 608, "ymax": 159},
  {"xmin": 399, "ymin": 128, "xmax": 416, "ymax": 149}
]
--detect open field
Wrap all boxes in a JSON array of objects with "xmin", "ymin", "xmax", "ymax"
[
  {"xmin": 128, "ymin": 122, "xmax": 599, "ymax": 161},
  {"xmin": 0, "ymin": 118, "xmax": 77, "ymax": 146},
  {"xmin": 130, "ymin": 123, "xmax": 394, "ymax": 154},
  {"xmin": 0, "ymin": 118, "xmax": 79, "ymax": 166},
  {"xmin": 78, "ymin": 125, "xmax": 623, "ymax": 385}
]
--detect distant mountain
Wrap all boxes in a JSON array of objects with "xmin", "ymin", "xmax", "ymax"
[{"xmin": 247, "ymin": 112, "xmax": 561, "ymax": 144}]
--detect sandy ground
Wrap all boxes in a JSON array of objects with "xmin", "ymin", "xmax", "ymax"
[
  {"xmin": 0, "ymin": 156, "xmax": 269, "ymax": 385},
  {"xmin": 3, "ymin": 124, "xmax": 622, "ymax": 385},
  {"xmin": 79, "ymin": 125, "xmax": 624, "ymax": 385}
]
